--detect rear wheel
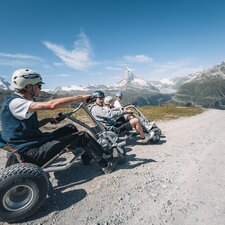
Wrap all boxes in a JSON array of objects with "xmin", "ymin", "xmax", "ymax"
[{"xmin": 0, "ymin": 163, "xmax": 49, "ymax": 223}]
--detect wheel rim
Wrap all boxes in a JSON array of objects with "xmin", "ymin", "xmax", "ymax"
[
  {"xmin": 153, "ymin": 134, "xmax": 159, "ymax": 140},
  {"xmin": 3, "ymin": 185, "xmax": 34, "ymax": 212}
]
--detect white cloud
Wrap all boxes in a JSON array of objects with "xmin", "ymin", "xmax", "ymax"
[
  {"xmin": 0, "ymin": 52, "xmax": 43, "ymax": 61},
  {"xmin": 150, "ymin": 59, "xmax": 203, "ymax": 78},
  {"xmin": 53, "ymin": 62, "xmax": 64, "ymax": 67},
  {"xmin": 0, "ymin": 59, "xmax": 27, "ymax": 67},
  {"xmin": 54, "ymin": 73, "xmax": 71, "ymax": 77},
  {"xmin": 105, "ymin": 66, "xmax": 122, "ymax": 71},
  {"xmin": 43, "ymin": 31, "xmax": 93, "ymax": 71},
  {"xmin": 0, "ymin": 52, "xmax": 44, "ymax": 67},
  {"xmin": 123, "ymin": 54, "xmax": 153, "ymax": 63}
]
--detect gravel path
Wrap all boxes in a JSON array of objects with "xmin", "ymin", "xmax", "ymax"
[{"xmin": 0, "ymin": 109, "xmax": 225, "ymax": 225}]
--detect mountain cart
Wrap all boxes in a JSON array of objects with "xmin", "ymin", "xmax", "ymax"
[
  {"xmin": 124, "ymin": 104, "xmax": 162, "ymax": 144},
  {"xmin": 0, "ymin": 102, "xmax": 126, "ymax": 223}
]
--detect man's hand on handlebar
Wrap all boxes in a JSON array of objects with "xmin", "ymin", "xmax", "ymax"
[
  {"xmin": 126, "ymin": 109, "xmax": 134, "ymax": 114},
  {"xmin": 50, "ymin": 113, "xmax": 66, "ymax": 124},
  {"xmin": 81, "ymin": 95, "xmax": 91, "ymax": 103}
]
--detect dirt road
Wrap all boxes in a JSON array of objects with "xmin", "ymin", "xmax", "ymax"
[{"xmin": 1, "ymin": 109, "xmax": 225, "ymax": 225}]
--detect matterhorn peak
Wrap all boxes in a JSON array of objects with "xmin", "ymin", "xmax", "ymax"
[{"xmin": 123, "ymin": 67, "xmax": 135, "ymax": 82}]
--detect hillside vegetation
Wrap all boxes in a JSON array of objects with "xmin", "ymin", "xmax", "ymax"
[
  {"xmin": 37, "ymin": 105, "xmax": 205, "ymax": 123},
  {"xmin": 134, "ymin": 105, "xmax": 204, "ymax": 121},
  {"xmin": 174, "ymin": 80, "xmax": 225, "ymax": 108}
]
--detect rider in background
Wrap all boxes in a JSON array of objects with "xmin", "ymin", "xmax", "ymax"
[
  {"xmin": 104, "ymin": 96, "xmax": 114, "ymax": 109},
  {"xmin": 114, "ymin": 91, "xmax": 123, "ymax": 109},
  {"xmin": 89, "ymin": 90, "xmax": 153, "ymax": 143},
  {"xmin": 0, "ymin": 69, "xmax": 119, "ymax": 174}
]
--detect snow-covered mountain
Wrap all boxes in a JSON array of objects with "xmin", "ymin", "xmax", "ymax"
[
  {"xmin": 151, "ymin": 73, "xmax": 200, "ymax": 94},
  {"xmin": 115, "ymin": 67, "xmax": 159, "ymax": 92},
  {"xmin": 153, "ymin": 60, "xmax": 225, "ymax": 94},
  {"xmin": 48, "ymin": 67, "xmax": 160, "ymax": 95},
  {"xmin": 172, "ymin": 60, "xmax": 225, "ymax": 108},
  {"xmin": 47, "ymin": 66, "xmax": 211, "ymax": 95},
  {"xmin": 190, "ymin": 60, "xmax": 225, "ymax": 81},
  {"xmin": 0, "ymin": 77, "xmax": 11, "ymax": 90}
]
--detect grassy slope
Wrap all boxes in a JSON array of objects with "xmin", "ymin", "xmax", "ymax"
[
  {"xmin": 37, "ymin": 105, "xmax": 205, "ymax": 122},
  {"xmin": 138, "ymin": 105, "xmax": 205, "ymax": 121}
]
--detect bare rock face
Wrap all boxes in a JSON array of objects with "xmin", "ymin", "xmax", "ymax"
[{"xmin": 123, "ymin": 67, "xmax": 135, "ymax": 82}]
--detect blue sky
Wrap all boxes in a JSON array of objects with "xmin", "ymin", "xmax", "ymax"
[{"xmin": 0, "ymin": 0, "xmax": 225, "ymax": 89}]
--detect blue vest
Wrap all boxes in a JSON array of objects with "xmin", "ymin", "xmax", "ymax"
[{"xmin": 0, "ymin": 93, "xmax": 53, "ymax": 152}]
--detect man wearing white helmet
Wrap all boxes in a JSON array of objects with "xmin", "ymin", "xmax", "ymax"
[
  {"xmin": 104, "ymin": 96, "xmax": 114, "ymax": 109},
  {"xmin": 0, "ymin": 69, "xmax": 119, "ymax": 174}
]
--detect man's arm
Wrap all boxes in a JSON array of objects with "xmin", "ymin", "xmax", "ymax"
[
  {"xmin": 93, "ymin": 106, "xmax": 126, "ymax": 119},
  {"xmin": 29, "ymin": 95, "xmax": 90, "ymax": 112}
]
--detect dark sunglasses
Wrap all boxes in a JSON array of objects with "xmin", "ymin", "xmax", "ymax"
[
  {"xmin": 97, "ymin": 97, "xmax": 104, "ymax": 100},
  {"xmin": 37, "ymin": 84, "xmax": 42, "ymax": 89}
]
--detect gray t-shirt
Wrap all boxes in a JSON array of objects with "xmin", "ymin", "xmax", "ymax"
[{"xmin": 89, "ymin": 104, "xmax": 126, "ymax": 126}]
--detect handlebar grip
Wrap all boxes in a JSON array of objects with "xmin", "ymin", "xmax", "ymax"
[
  {"xmin": 50, "ymin": 113, "xmax": 66, "ymax": 124},
  {"xmin": 86, "ymin": 96, "xmax": 95, "ymax": 103}
]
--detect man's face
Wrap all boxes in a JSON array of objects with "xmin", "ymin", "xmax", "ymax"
[
  {"xmin": 33, "ymin": 83, "xmax": 42, "ymax": 97},
  {"xmin": 96, "ymin": 97, "xmax": 104, "ymax": 106}
]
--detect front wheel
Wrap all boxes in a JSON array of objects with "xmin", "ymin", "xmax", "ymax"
[
  {"xmin": 111, "ymin": 147, "xmax": 126, "ymax": 164},
  {"xmin": 150, "ymin": 131, "xmax": 161, "ymax": 144},
  {"xmin": 0, "ymin": 163, "xmax": 49, "ymax": 223}
]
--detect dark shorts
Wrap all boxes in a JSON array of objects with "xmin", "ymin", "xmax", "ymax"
[
  {"xmin": 21, "ymin": 124, "xmax": 103, "ymax": 167},
  {"xmin": 114, "ymin": 117, "xmax": 126, "ymax": 127}
]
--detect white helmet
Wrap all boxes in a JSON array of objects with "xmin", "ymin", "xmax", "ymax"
[
  {"xmin": 11, "ymin": 69, "xmax": 44, "ymax": 90},
  {"xmin": 104, "ymin": 96, "xmax": 113, "ymax": 105}
]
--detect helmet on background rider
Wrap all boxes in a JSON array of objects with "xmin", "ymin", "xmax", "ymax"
[
  {"xmin": 91, "ymin": 90, "xmax": 105, "ymax": 101},
  {"xmin": 11, "ymin": 69, "xmax": 44, "ymax": 90},
  {"xmin": 104, "ymin": 96, "xmax": 113, "ymax": 105},
  {"xmin": 116, "ymin": 91, "xmax": 123, "ymax": 98}
]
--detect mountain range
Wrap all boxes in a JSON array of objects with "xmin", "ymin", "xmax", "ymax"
[
  {"xmin": 172, "ymin": 61, "xmax": 225, "ymax": 108},
  {"xmin": 45, "ymin": 67, "xmax": 160, "ymax": 95},
  {"xmin": 0, "ymin": 61, "xmax": 225, "ymax": 108}
]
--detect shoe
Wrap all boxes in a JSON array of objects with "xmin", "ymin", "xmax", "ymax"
[
  {"xmin": 139, "ymin": 131, "xmax": 155, "ymax": 143},
  {"xmin": 102, "ymin": 156, "xmax": 119, "ymax": 174},
  {"xmin": 81, "ymin": 152, "xmax": 93, "ymax": 165}
]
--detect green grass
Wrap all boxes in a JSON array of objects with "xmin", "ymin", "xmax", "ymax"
[
  {"xmin": 0, "ymin": 105, "xmax": 205, "ymax": 132},
  {"xmin": 137, "ymin": 105, "xmax": 205, "ymax": 121},
  {"xmin": 37, "ymin": 108, "xmax": 72, "ymax": 120},
  {"xmin": 37, "ymin": 105, "xmax": 205, "ymax": 122}
]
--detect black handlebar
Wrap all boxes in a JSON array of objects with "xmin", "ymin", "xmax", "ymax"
[{"xmin": 50, "ymin": 113, "xmax": 66, "ymax": 124}]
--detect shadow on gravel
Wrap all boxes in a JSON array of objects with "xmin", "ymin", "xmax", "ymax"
[
  {"xmin": 22, "ymin": 162, "xmax": 103, "ymax": 222},
  {"xmin": 53, "ymin": 162, "xmax": 103, "ymax": 189},
  {"xmin": 134, "ymin": 140, "xmax": 167, "ymax": 146},
  {"xmin": 118, "ymin": 153, "xmax": 157, "ymax": 170},
  {"xmin": 27, "ymin": 188, "xmax": 87, "ymax": 222},
  {"xmin": 125, "ymin": 134, "xmax": 167, "ymax": 146}
]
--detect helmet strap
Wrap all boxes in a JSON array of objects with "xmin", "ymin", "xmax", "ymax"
[{"xmin": 23, "ymin": 85, "xmax": 35, "ymax": 98}]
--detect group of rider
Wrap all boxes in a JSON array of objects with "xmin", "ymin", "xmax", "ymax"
[{"xmin": 0, "ymin": 69, "xmax": 153, "ymax": 174}]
